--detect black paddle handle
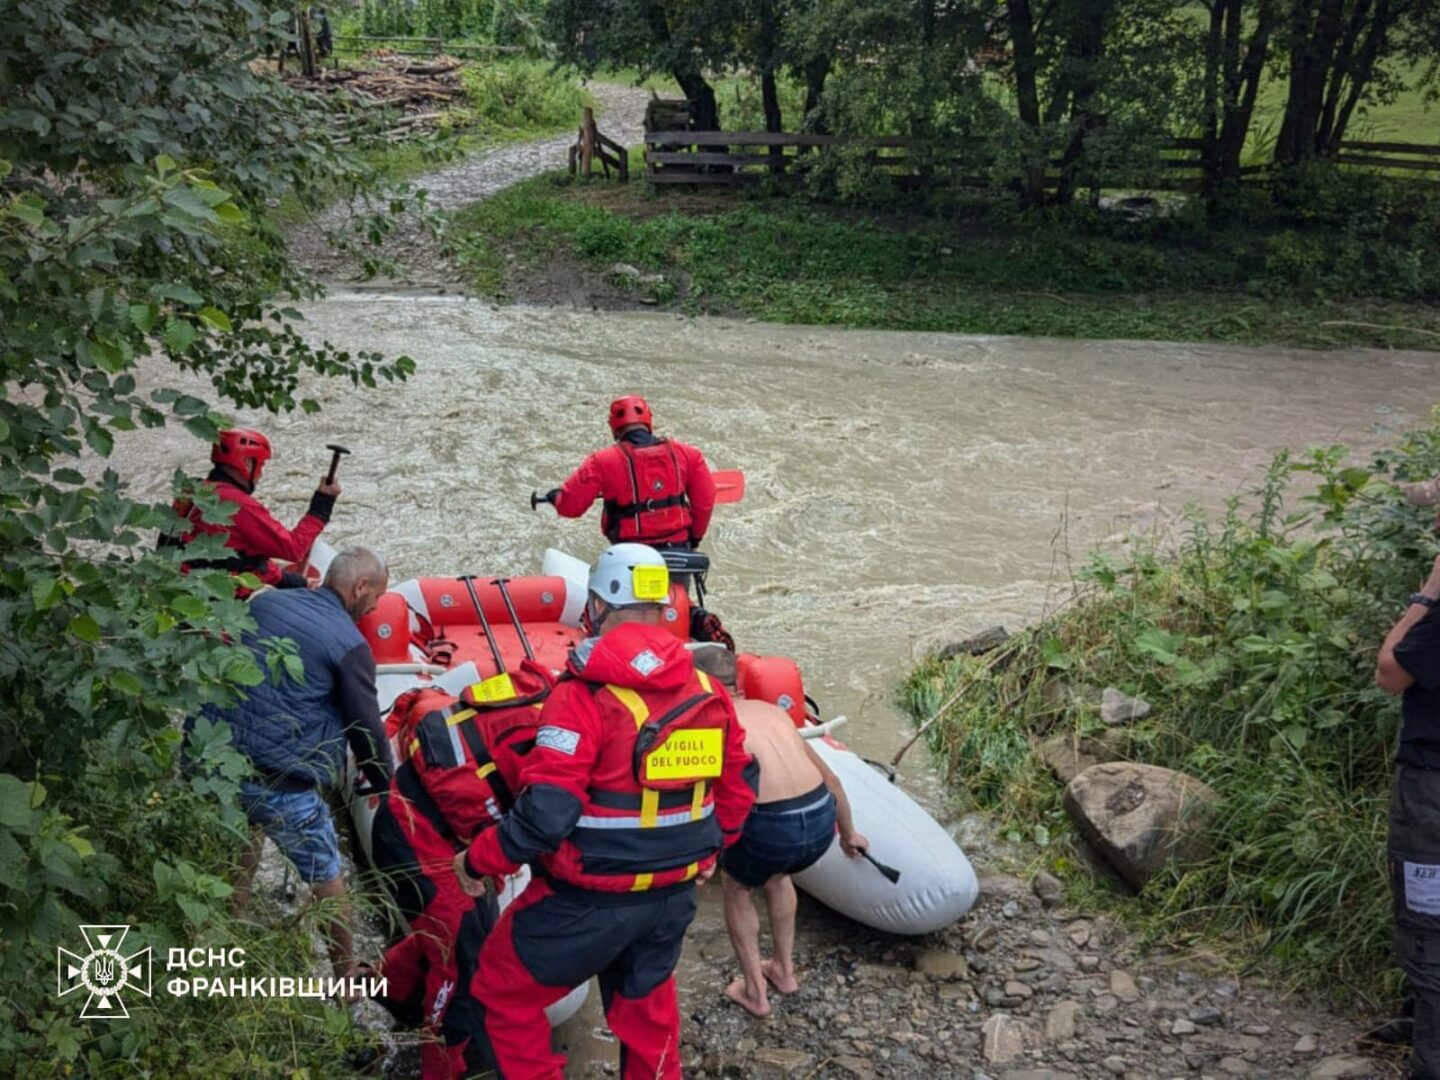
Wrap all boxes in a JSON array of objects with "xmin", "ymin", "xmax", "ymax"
[
  {"xmin": 862, "ymin": 850, "xmax": 901, "ymax": 884},
  {"xmin": 457, "ymin": 575, "xmax": 506, "ymax": 676}
]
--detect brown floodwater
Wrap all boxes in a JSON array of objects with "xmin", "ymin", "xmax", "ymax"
[{"xmin": 115, "ymin": 295, "xmax": 1438, "ymax": 1071}]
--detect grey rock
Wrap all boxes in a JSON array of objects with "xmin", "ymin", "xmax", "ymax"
[
  {"xmin": 1189, "ymin": 1006, "xmax": 1224, "ymax": 1027},
  {"xmin": 968, "ymin": 924, "xmax": 1002, "ymax": 953},
  {"xmin": 1032, "ymin": 871, "xmax": 1065, "ymax": 907},
  {"xmin": 1101, "ymin": 1056, "xmax": 1128, "ymax": 1075},
  {"xmin": 1035, "ymin": 733, "xmax": 1102, "ymax": 784},
  {"xmin": 982, "ymin": 1014, "xmax": 1027, "ymax": 1064},
  {"xmin": 1004, "ymin": 980, "xmax": 1034, "ymax": 1000},
  {"xmin": 1170, "ymin": 1018, "xmax": 1197, "ymax": 1036},
  {"xmin": 1077, "ymin": 955, "xmax": 1101, "ymax": 972},
  {"xmin": 1307, "ymin": 1056, "xmax": 1376, "ymax": 1079},
  {"xmin": 1101, "ymin": 687, "xmax": 1152, "ymax": 726},
  {"xmin": 1219, "ymin": 1058, "xmax": 1249, "ymax": 1076},
  {"xmin": 915, "ymin": 949, "xmax": 970, "ymax": 981},
  {"xmin": 1293, "ymin": 1034, "xmax": 1319, "ymax": 1053},
  {"xmin": 608, "ymin": 262, "xmax": 642, "ymax": 279},
  {"xmin": 1063, "ymin": 762, "xmax": 1220, "ymax": 890},
  {"xmin": 1067, "ymin": 922, "xmax": 1092, "ymax": 948},
  {"xmin": 833, "ymin": 1056, "xmax": 877, "ymax": 1079},
  {"xmin": 1002, "ymin": 901, "xmax": 1022, "ymax": 919},
  {"xmin": 749, "ymin": 1048, "xmax": 816, "ymax": 1077},
  {"xmin": 939, "ymin": 626, "xmax": 1010, "ymax": 660},
  {"xmin": 1108, "ymin": 970, "xmax": 1139, "ymax": 1002},
  {"xmin": 1012, "ymin": 958, "xmax": 1043, "ymax": 973},
  {"xmin": 1045, "ymin": 1000, "xmax": 1083, "ymax": 1042}
]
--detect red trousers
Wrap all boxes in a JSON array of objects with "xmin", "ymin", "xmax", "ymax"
[{"xmin": 473, "ymin": 877, "xmax": 697, "ymax": 1080}]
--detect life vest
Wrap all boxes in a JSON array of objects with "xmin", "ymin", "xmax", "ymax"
[
  {"xmin": 602, "ymin": 439, "xmax": 693, "ymax": 544},
  {"xmin": 392, "ymin": 664, "xmax": 550, "ymax": 845},
  {"xmin": 543, "ymin": 669, "xmax": 730, "ymax": 892}
]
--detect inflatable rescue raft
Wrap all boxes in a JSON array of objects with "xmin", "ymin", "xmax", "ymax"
[{"xmin": 311, "ymin": 540, "xmax": 978, "ymax": 946}]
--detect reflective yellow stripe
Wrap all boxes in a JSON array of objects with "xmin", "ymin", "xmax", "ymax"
[
  {"xmin": 695, "ymin": 671, "xmax": 712, "ymax": 693},
  {"xmin": 640, "ymin": 787, "xmax": 660, "ymax": 828},
  {"xmin": 446, "ymin": 708, "xmax": 477, "ymax": 727},
  {"xmin": 691, "ymin": 780, "xmax": 706, "ymax": 820},
  {"xmin": 475, "ymin": 762, "xmax": 496, "ymax": 780},
  {"xmin": 630, "ymin": 872, "xmax": 654, "ymax": 892},
  {"xmin": 408, "ymin": 738, "xmax": 420, "ymax": 756},
  {"xmin": 606, "ymin": 684, "xmax": 650, "ymax": 728},
  {"xmin": 681, "ymin": 862, "xmax": 698, "ymax": 881}
]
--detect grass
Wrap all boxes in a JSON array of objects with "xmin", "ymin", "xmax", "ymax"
[
  {"xmin": 448, "ymin": 167, "xmax": 1440, "ymax": 351},
  {"xmin": 894, "ymin": 429, "xmax": 1440, "ymax": 1005}
]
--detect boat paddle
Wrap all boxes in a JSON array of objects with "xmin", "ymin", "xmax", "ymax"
[
  {"xmin": 457, "ymin": 575, "xmax": 506, "ymax": 675},
  {"xmin": 861, "ymin": 850, "xmax": 902, "ymax": 885},
  {"xmin": 711, "ymin": 469, "xmax": 745, "ymax": 504},
  {"xmin": 529, "ymin": 470, "xmax": 745, "ymax": 509}
]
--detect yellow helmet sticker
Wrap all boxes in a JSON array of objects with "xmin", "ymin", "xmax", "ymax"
[
  {"xmin": 469, "ymin": 672, "xmax": 517, "ymax": 704},
  {"xmin": 631, "ymin": 564, "xmax": 669, "ymax": 602}
]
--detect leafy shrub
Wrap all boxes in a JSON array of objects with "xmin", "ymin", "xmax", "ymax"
[
  {"xmin": 458, "ymin": 60, "xmax": 590, "ymax": 137},
  {"xmin": 899, "ymin": 418, "xmax": 1440, "ymax": 1002}
]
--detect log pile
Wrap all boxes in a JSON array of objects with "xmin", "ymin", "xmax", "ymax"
[{"xmin": 283, "ymin": 53, "xmax": 466, "ymax": 135}]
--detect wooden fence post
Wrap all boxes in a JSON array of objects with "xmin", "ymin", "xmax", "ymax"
[
  {"xmin": 581, "ymin": 107, "xmax": 595, "ymax": 176},
  {"xmin": 297, "ymin": 9, "xmax": 319, "ymax": 79}
]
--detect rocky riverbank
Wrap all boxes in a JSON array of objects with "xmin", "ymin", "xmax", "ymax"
[{"xmin": 666, "ymin": 815, "xmax": 1400, "ymax": 1079}]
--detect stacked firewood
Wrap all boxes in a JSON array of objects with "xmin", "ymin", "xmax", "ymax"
[{"xmin": 282, "ymin": 53, "xmax": 466, "ymax": 136}]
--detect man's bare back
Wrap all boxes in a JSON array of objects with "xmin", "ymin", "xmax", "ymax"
[{"xmin": 734, "ymin": 698, "xmax": 823, "ymax": 804}]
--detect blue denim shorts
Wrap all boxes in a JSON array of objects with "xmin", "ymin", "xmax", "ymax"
[
  {"xmin": 238, "ymin": 782, "xmax": 342, "ymax": 885},
  {"xmin": 722, "ymin": 783, "xmax": 836, "ymax": 889}
]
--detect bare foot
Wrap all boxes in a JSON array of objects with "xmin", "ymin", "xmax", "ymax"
[
  {"xmin": 725, "ymin": 976, "xmax": 771, "ymax": 1018},
  {"xmin": 761, "ymin": 959, "xmax": 799, "ymax": 995}
]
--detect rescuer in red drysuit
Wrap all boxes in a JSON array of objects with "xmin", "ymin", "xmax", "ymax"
[
  {"xmin": 369, "ymin": 666, "xmax": 551, "ymax": 1079},
  {"xmin": 542, "ymin": 395, "xmax": 716, "ymax": 551},
  {"xmin": 454, "ymin": 544, "xmax": 758, "ymax": 1080},
  {"xmin": 164, "ymin": 428, "xmax": 337, "ymax": 592}
]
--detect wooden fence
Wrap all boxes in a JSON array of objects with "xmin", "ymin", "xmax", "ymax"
[
  {"xmin": 569, "ymin": 108, "xmax": 629, "ymax": 182},
  {"xmin": 643, "ymin": 130, "xmax": 1440, "ymax": 190}
]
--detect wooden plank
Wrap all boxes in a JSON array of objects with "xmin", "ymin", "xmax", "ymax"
[
  {"xmin": 1335, "ymin": 153, "xmax": 1440, "ymax": 171},
  {"xmin": 647, "ymin": 150, "xmax": 793, "ymax": 167},
  {"xmin": 1340, "ymin": 140, "xmax": 1440, "ymax": 157}
]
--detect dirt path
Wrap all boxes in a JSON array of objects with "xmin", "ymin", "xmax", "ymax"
[{"xmin": 285, "ymin": 80, "xmax": 651, "ymax": 286}]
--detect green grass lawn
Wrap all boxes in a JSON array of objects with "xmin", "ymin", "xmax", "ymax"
[{"xmin": 447, "ymin": 168, "xmax": 1440, "ymax": 351}]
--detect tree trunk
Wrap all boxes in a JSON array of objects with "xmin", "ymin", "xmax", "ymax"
[
  {"xmin": 674, "ymin": 70, "xmax": 721, "ymax": 130},
  {"xmin": 1006, "ymin": 0, "xmax": 1045, "ymax": 203},
  {"xmin": 1276, "ymin": 0, "xmax": 1346, "ymax": 165},
  {"xmin": 1200, "ymin": 0, "xmax": 1225, "ymax": 196},
  {"xmin": 1326, "ymin": 0, "xmax": 1392, "ymax": 153},
  {"xmin": 801, "ymin": 56, "xmax": 830, "ymax": 133},
  {"xmin": 757, "ymin": 0, "xmax": 783, "ymax": 135},
  {"xmin": 1052, "ymin": 1, "xmax": 1111, "ymax": 205},
  {"xmin": 1203, "ymin": 0, "xmax": 1276, "ymax": 200}
]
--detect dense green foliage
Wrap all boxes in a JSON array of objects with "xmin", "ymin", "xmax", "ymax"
[
  {"xmin": 544, "ymin": 0, "xmax": 1439, "ymax": 202},
  {"xmin": 897, "ymin": 419, "xmax": 1440, "ymax": 1002},
  {"xmin": 449, "ymin": 168, "xmax": 1440, "ymax": 349},
  {"xmin": 458, "ymin": 59, "xmax": 592, "ymax": 137},
  {"xmin": 0, "ymin": 1, "xmax": 413, "ymax": 1071},
  {"xmin": 353, "ymin": 0, "xmax": 549, "ymax": 48}
]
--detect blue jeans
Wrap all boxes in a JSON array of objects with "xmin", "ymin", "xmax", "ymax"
[
  {"xmin": 238, "ymin": 782, "xmax": 342, "ymax": 885},
  {"xmin": 722, "ymin": 783, "xmax": 836, "ymax": 889}
]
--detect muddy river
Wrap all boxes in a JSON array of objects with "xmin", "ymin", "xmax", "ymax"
[{"xmin": 119, "ymin": 296, "xmax": 1437, "ymax": 1071}]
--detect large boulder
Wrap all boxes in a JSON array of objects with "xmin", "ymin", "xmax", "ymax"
[
  {"xmin": 938, "ymin": 625, "xmax": 1010, "ymax": 661},
  {"xmin": 1062, "ymin": 762, "xmax": 1219, "ymax": 890},
  {"xmin": 1035, "ymin": 728, "xmax": 1132, "ymax": 783}
]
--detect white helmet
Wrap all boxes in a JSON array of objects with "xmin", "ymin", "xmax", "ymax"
[{"xmin": 588, "ymin": 543, "xmax": 672, "ymax": 608}]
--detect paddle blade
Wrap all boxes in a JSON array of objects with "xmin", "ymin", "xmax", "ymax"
[
  {"xmin": 712, "ymin": 469, "xmax": 745, "ymax": 504},
  {"xmin": 863, "ymin": 850, "xmax": 902, "ymax": 885}
]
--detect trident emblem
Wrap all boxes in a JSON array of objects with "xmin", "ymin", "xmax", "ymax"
[{"xmin": 57, "ymin": 925, "xmax": 152, "ymax": 1018}]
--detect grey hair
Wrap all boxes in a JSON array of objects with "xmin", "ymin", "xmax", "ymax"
[
  {"xmin": 324, "ymin": 546, "xmax": 387, "ymax": 591},
  {"xmin": 689, "ymin": 642, "xmax": 738, "ymax": 688}
]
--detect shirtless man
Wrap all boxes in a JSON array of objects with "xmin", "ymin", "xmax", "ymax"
[{"xmin": 692, "ymin": 646, "xmax": 867, "ymax": 1018}]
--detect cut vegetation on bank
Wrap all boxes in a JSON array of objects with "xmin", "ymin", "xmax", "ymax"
[{"xmin": 897, "ymin": 418, "xmax": 1440, "ymax": 1006}]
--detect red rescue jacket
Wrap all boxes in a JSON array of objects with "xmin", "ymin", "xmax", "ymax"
[
  {"xmin": 465, "ymin": 623, "xmax": 756, "ymax": 893},
  {"xmin": 169, "ymin": 470, "xmax": 331, "ymax": 591},
  {"xmin": 554, "ymin": 434, "xmax": 716, "ymax": 546},
  {"xmin": 391, "ymin": 663, "xmax": 550, "ymax": 846}
]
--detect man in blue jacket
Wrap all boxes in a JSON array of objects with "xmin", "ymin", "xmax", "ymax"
[{"xmin": 220, "ymin": 546, "xmax": 394, "ymax": 982}]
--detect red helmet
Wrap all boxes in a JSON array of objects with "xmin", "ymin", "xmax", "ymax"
[
  {"xmin": 609, "ymin": 395, "xmax": 653, "ymax": 436},
  {"xmin": 211, "ymin": 428, "xmax": 272, "ymax": 484}
]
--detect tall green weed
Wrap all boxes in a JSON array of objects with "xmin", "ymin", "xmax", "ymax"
[{"xmin": 898, "ymin": 418, "xmax": 1440, "ymax": 1002}]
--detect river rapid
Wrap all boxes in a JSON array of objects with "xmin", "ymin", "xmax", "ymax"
[{"xmin": 119, "ymin": 296, "xmax": 1437, "ymax": 1076}]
